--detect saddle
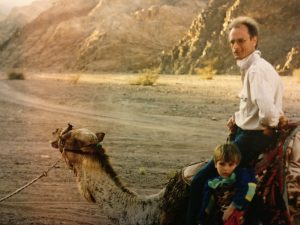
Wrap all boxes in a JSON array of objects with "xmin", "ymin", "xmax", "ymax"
[
  {"xmin": 182, "ymin": 125, "xmax": 300, "ymax": 183},
  {"xmin": 182, "ymin": 161, "xmax": 207, "ymax": 185},
  {"xmin": 181, "ymin": 124, "xmax": 300, "ymax": 223}
]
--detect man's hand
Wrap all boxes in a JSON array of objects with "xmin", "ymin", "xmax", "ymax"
[
  {"xmin": 263, "ymin": 116, "xmax": 289, "ymax": 136},
  {"xmin": 263, "ymin": 127, "xmax": 274, "ymax": 136},
  {"xmin": 223, "ymin": 204, "xmax": 236, "ymax": 221},
  {"xmin": 227, "ymin": 116, "xmax": 236, "ymax": 132},
  {"xmin": 278, "ymin": 115, "xmax": 289, "ymax": 129}
]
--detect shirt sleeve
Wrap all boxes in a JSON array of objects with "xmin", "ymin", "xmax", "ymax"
[
  {"xmin": 248, "ymin": 68, "xmax": 282, "ymax": 127},
  {"xmin": 231, "ymin": 167, "xmax": 257, "ymax": 209}
]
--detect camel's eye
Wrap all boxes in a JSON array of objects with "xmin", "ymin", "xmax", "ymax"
[{"xmin": 58, "ymin": 137, "xmax": 66, "ymax": 147}]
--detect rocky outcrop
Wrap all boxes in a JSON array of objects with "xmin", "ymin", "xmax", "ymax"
[
  {"xmin": 0, "ymin": 0, "xmax": 207, "ymax": 73},
  {"xmin": 159, "ymin": 0, "xmax": 300, "ymax": 75},
  {"xmin": 75, "ymin": 0, "xmax": 207, "ymax": 72}
]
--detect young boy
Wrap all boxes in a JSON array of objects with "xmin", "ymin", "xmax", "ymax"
[{"xmin": 198, "ymin": 143, "xmax": 256, "ymax": 225}]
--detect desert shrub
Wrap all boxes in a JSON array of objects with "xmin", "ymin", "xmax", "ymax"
[
  {"xmin": 195, "ymin": 58, "xmax": 217, "ymax": 80},
  {"xmin": 293, "ymin": 68, "xmax": 300, "ymax": 83},
  {"xmin": 131, "ymin": 73, "xmax": 159, "ymax": 86},
  {"xmin": 7, "ymin": 70, "xmax": 25, "ymax": 80},
  {"xmin": 166, "ymin": 170, "xmax": 177, "ymax": 179},
  {"xmin": 195, "ymin": 66, "xmax": 216, "ymax": 80},
  {"xmin": 138, "ymin": 167, "xmax": 146, "ymax": 175},
  {"xmin": 71, "ymin": 74, "xmax": 81, "ymax": 85}
]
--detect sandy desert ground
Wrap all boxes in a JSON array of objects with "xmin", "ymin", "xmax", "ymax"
[{"xmin": 0, "ymin": 73, "xmax": 299, "ymax": 225}]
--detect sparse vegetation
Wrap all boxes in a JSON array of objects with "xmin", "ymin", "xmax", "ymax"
[
  {"xmin": 131, "ymin": 73, "xmax": 159, "ymax": 86},
  {"xmin": 138, "ymin": 167, "xmax": 146, "ymax": 175},
  {"xmin": 71, "ymin": 74, "xmax": 81, "ymax": 85},
  {"xmin": 7, "ymin": 70, "xmax": 25, "ymax": 80},
  {"xmin": 195, "ymin": 66, "xmax": 216, "ymax": 80},
  {"xmin": 194, "ymin": 59, "xmax": 217, "ymax": 80},
  {"xmin": 166, "ymin": 170, "xmax": 177, "ymax": 179},
  {"xmin": 293, "ymin": 69, "xmax": 300, "ymax": 83}
]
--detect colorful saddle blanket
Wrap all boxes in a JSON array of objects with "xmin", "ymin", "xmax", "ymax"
[{"xmin": 182, "ymin": 123, "xmax": 300, "ymax": 224}]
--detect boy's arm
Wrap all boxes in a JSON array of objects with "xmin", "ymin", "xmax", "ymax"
[
  {"xmin": 222, "ymin": 168, "xmax": 256, "ymax": 222},
  {"xmin": 197, "ymin": 182, "xmax": 214, "ymax": 224},
  {"xmin": 230, "ymin": 168, "xmax": 256, "ymax": 210}
]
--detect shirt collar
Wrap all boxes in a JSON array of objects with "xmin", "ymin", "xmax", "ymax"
[{"xmin": 236, "ymin": 50, "xmax": 261, "ymax": 71}]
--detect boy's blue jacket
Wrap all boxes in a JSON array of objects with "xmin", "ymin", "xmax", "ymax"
[{"xmin": 198, "ymin": 167, "xmax": 256, "ymax": 224}]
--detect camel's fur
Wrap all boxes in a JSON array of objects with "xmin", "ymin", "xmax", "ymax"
[{"xmin": 51, "ymin": 124, "xmax": 188, "ymax": 225}]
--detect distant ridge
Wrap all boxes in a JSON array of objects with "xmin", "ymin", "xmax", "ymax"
[
  {"xmin": 0, "ymin": 0, "xmax": 207, "ymax": 73},
  {"xmin": 159, "ymin": 0, "xmax": 300, "ymax": 75}
]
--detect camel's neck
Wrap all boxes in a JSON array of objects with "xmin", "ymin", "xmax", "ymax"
[{"xmin": 73, "ymin": 157, "xmax": 163, "ymax": 225}]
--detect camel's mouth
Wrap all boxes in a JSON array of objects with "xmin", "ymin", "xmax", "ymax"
[
  {"xmin": 50, "ymin": 140, "xmax": 59, "ymax": 148},
  {"xmin": 50, "ymin": 127, "xmax": 63, "ymax": 150}
]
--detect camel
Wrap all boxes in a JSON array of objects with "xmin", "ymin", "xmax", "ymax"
[{"xmin": 51, "ymin": 123, "xmax": 300, "ymax": 225}]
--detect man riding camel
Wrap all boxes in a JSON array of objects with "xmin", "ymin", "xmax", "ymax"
[{"xmin": 186, "ymin": 16, "xmax": 286, "ymax": 225}]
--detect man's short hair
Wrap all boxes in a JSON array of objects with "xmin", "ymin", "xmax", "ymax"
[{"xmin": 228, "ymin": 16, "xmax": 259, "ymax": 38}]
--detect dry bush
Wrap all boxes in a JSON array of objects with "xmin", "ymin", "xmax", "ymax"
[
  {"xmin": 195, "ymin": 66, "xmax": 216, "ymax": 80},
  {"xmin": 138, "ymin": 167, "xmax": 146, "ymax": 175},
  {"xmin": 293, "ymin": 69, "xmax": 300, "ymax": 83},
  {"xmin": 71, "ymin": 74, "xmax": 81, "ymax": 85},
  {"xmin": 131, "ymin": 73, "xmax": 159, "ymax": 86},
  {"xmin": 166, "ymin": 170, "xmax": 177, "ymax": 179},
  {"xmin": 7, "ymin": 70, "xmax": 25, "ymax": 80}
]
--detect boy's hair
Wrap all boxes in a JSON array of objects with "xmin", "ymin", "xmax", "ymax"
[{"xmin": 213, "ymin": 143, "xmax": 241, "ymax": 164}]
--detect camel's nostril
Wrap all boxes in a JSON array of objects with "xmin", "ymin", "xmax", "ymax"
[{"xmin": 50, "ymin": 141, "xmax": 59, "ymax": 148}]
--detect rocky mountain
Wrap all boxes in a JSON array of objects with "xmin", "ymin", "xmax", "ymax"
[
  {"xmin": 0, "ymin": 0, "xmax": 53, "ymax": 45},
  {"xmin": 0, "ymin": 0, "xmax": 207, "ymax": 72},
  {"xmin": 159, "ymin": 0, "xmax": 300, "ymax": 75}
]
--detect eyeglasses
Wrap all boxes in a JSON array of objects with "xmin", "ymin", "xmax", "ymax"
[{"xmin": 229, "ymin": 38, "xmax": 248, "ymax": 45}]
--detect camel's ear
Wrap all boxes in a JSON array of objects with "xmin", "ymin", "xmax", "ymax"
[
  {"xmin": 96, "ymin": 132, "xmax": 105, "ymax": 142},
  {"xmin": 61, "ymin": 130, "xmax": 72, "ymax": 141},
  {"xmin": 61, "ymin": 124, "xmax": 73, "ymax": 135}
]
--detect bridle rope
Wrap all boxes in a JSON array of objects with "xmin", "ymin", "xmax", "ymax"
[{"xmin": 0, "ymin": 158, "xmax": 61, "ymax": 203}]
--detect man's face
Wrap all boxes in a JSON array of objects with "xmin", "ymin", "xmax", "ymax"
[{"xmin": 229, "ymin": 24, "xmax": 257, "ymax": 60}]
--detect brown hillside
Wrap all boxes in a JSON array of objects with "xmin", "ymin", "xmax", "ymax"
[
  {"xmin": 0, "ymin": 0, "xmax": 207, "ymax": 73},
  {"xmin": 159, "ymin": 0, "xmax": 300, "ymax": 75}
]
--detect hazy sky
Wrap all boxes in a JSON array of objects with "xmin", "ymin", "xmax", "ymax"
[
  {"xmin": 0, "ymin": 0, "xmax": 34, "ymax": 6},
  {"xmin": 0, "ymin": 0, "xmax": 35, "ymax": 15}
]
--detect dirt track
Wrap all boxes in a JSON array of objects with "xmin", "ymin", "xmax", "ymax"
[{"xmin": 0, "ymin": 73, "xmax": 299, "ymax": 225}]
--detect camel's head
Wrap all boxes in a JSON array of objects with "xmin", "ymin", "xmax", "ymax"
[{"xmin": 51, "ymin": 123, "xmax": 106, "ymax": 169}]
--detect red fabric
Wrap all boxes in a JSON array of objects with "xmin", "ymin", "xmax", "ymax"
[
  {"xmin": 253, "ymin": 124, "xmax": 298, "ymax": 225},
  {"xmin": 224, "ymin": 209, "xmax": 244, "ymax": 225}
]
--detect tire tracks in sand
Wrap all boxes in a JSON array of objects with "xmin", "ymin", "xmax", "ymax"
[{"xmin": 0, "ymin": 81, "xmax": 219, "ymax": 136}]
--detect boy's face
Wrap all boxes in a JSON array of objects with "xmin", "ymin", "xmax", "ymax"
[{"xmin": 215, "ymin": 160, "xmax": 238, "ymax": 178}]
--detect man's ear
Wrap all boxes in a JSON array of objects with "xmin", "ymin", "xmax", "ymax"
[
  {"xmin": 96, "ymin": 132, "xmax": 105, "ymax": 142},
  {"xmin": 251, "ymin": 36, "xmax": 258, "ymax": 49}
]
